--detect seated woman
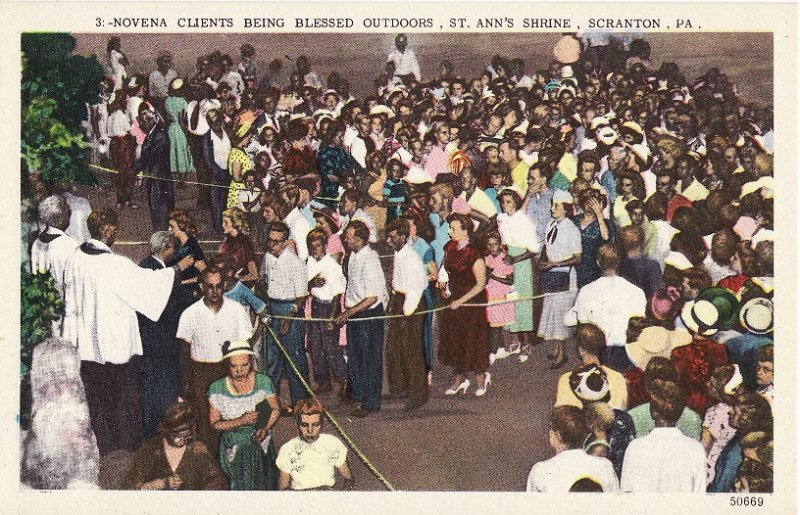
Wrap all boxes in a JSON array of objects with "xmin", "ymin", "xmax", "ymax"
[
  {"xmin": 122, "ymin": 401, "xmax": 228, "ymax": 490},
  {"xmin": 208, "ymin": 339, "xmax": 281, "ymax": 490}
]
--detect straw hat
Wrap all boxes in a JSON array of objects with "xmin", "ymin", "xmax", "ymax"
[
  {"xmin": 739, "ymin": 297, "xmax": 773, "ymax": 335},
  {"xmin": 625, "ymin": 326, "xmax": 692, "ymax": 370},
  {"xmin": 680, "ymin": 287, "xmax": 740, "ymax": 336}
]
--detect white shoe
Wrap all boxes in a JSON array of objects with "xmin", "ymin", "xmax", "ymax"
[
  {"xmin": 518, "ymin": 354, "xmax": 529, "ymax": 363},
  {"xmin": 495, "ymin": 347, "xmax": 511, "ymax": 360},
  {"xmin": 489, "ymin": 352, "xmax": 497, "ymax": 366},
  {"xmin": 427, "ymin": 371, "xmax": 432, "ymax": 386},
  {"xmin": 507, "ymin": 343, "xmax": 521, "ymax": 355},
  {"xmin": 445, "ymin": 379, "xmax": 470, "ymax": 395},
  {"xmin": 475, "ymin": 373, "xmax": 492, "ymax": 397}
]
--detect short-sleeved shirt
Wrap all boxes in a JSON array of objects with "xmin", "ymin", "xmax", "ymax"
[
  {"xmin": 176, "ymin": 297, "xmax": 253, "ymax": 362},
  {"xmin": 627, "ymin": 403, "xmax": 703, "ymax": 440},
  {"xmin": 344, "ymin": 244, "xmax": 388, "ymax": 310},
  {"xmin": 261, "ymin": 247, "xmax": 308, "ymax": 301},
  {"xmin": 208, "ymin": 373, "xmax": 275, "ymax": 421},
  {"xmin": 544, "ymin": 216, "xmax": 582, "ymax": 273},
  {"xmin": 276, "ymin": 434, "xmax": 348, "ymax": 490}
]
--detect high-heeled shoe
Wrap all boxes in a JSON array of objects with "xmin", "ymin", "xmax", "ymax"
[
  {"xmin": 475, "ymin": 373, "xmax": 492, "ymax": 397},
  {"xmin": 507, "ymin": 342, "xmax": 521, "ymax": 355},
  {"xmin": 518, "ymin": 344, "xmax": 532, "ymax": 363},
  {"xmin": 445, "ymin": 378, "xmax": 470, "ymax": 395},
  {"xmin": 548, "ymin": 344, "xmax": 567, "ymax": 369}
]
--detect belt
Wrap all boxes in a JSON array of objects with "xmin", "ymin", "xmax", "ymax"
[{"xmin": 267, "ymin": 298, "xmax": 296, "ymax": 304}]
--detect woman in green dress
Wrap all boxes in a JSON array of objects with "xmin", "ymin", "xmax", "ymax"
[
  {"xmin": 208, "ymin": 339, "xmax": 280, "ymax": 490},
  {"xmin": 165, "ymin": 78, "xmax": 194, "ymax": 178},
  {"xmin": 496, "ymin": 187, "xmax": 541, "ymax": 362}
]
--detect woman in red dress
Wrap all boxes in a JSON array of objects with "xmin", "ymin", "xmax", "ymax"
[
  {"xmin": 437, "ymin": 213, "xmax": 492, "ymax": 397},
  {"xmin": 219, "ymin": 207, "xmax": 260, "ymax": 286}
]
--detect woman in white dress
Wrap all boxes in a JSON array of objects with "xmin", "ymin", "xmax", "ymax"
[
  {"xmin": 107, "ymin": 36, "xmax": 128, "ymax": 91},
  {"xmin": 537, "ymin": 190, "xmax": 582, "ymax": 368}
]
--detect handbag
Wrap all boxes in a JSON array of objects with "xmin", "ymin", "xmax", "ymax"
[{"xmin": 540, "ymin": 269, "xmax": 571, "ymax": 292}]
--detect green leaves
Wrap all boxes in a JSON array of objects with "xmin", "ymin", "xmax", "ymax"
[
  {"xmin": 20, "ymin": 33, "xmax": 103, "ymax": 189},
  {"xmin": 20, "ymin": 269, "xmax": 64, "ymax": 365}
]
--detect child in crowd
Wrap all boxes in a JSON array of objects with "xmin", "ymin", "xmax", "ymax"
[
  {"xmin": 383, "ymin": 158, "xmax": 410, "ymax": 223},
  {"xmin": 484, "ymin": 231, "xmax": 516, "ymax": 364}
]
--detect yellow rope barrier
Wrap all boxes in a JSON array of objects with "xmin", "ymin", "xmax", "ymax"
[
  {"xmin": 264, "ymin": 325, "xmax": 395, "ymax": 491},
  {"xmin": 270, "ymin": 288, "xmax": 579, "ymax": 323},
  {"xmin": 87, "ymin": 163, "xmax": 340, "ymax": 202}
]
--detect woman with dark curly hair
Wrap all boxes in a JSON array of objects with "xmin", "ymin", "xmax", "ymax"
[
  {"xmin": 123, "ymin": 401, "xmax": 228, "ymax": 490},
  {"xmin": 437, "ymin": 213, "xmax": 491, "ymax": 397}
]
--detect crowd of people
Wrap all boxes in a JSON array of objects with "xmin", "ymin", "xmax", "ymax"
[{"xmin": 25, "ymin": 31, "xmax": 775, "ymax": 492}]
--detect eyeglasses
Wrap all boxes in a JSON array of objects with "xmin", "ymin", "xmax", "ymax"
[{"xmin": 169, "ymin": 430, "xmax": 195, "ymax": 443}]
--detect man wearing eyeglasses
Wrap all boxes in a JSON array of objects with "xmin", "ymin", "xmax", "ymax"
[{"xmin": 261, "ymin": 221, "xmax": 312, "ymax": 416}]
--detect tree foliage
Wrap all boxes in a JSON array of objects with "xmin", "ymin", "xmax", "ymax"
[{"xmin": 21, "ymin": 33, "xmax": 104, "ymax": 187}]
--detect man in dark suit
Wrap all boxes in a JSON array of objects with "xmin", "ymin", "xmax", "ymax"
[
  {"xmin": 134, "ymin": 109, "xmax": 175, "ymax": 231},
  {"xmin": 201, "ymin": 108, "xmax": 232, "ymax": 235},
  {"xmin": 137, "ymin": 231, "xmax": 183, "ymax": 439}
]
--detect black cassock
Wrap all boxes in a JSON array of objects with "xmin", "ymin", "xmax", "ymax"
[{"xmin": 137, "ymin": 255, "xmax": 182, "ymax": 439}]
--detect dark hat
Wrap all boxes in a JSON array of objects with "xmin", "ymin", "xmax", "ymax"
[{"xmin": 569, "ymin": 364, "xmax": 610, "ymax": 402}]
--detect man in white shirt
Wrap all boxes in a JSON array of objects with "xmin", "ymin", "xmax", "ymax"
[
  {"xmin": 30, "ymin": 194, "xmax": 79, "ymax": 335},
  {"xmin": 387, "ymin": 33, "xmax": 421, "ymax": 83},
  {"xmin": 261, "ymin": 221, "xmax": 312, "ymax": 412},
  {"xmin": 147, "ymin": 51, "xmax": 177, "ymax": 115},
  {"xmin": 335, "ymin": 220, "xmax": 389, "ymax": 417},
  {"xmin": 281, "ymin": 186, "xmax": 313, "ymax": 261},
  {"xmin": 62, "ymin": 208, "xmax": 194, "ymax": 456},
  {"xmin": 177, "ymin": 266, "xmax": 252, "ymax": 453},
  {"xmin": 527, "ymin": 406, "xmax": 619, "ymax": 492},
  {"xmin": 565, "ymin": 244, "xmax": 647, "ymax": 348},
  {"xmin": 621, "ymin": 380, "xmax": 706, "ymax": 492},
  {"xmin": 384, "ymin": 219, "xmax": 429, "ymax": 411},
  {"xmin": 277, "ymin": 398, "xmax": 352, "ymax": 490},
  {"xmin": 306, "ymin": 229, "xmax": 348, "ymax": 397}
]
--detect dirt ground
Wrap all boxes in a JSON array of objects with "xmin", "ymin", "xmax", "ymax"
[
  {"xmin": 66, "ymin": 32, "xmax": 771, "ymax": 491},
  {"xmin": 81, "ymin": 174, "xmax": 579, "ymax": 492}
]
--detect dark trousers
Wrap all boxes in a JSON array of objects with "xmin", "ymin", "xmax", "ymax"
[
  {"xmin": 80, "ymin": 357, "xmax": 142, "ymax": 456},
  {"xmin": 189, "ymin": 359, "xmax": 227, "ymax": 457},
  {"xmin": 139, "ymin": 354, "xmax": 181, "ymax": 440},
  {"xmin": 210, "ymin": 179, "xmax": 230, "ymax": 236},
  {"xmin": 346, "ymin": 305, "xmax": 385, "ymax": 411},
  {"xmin": 386, "ymin": 294, "xmax": 427, "ymax": 402},
  {"xmin": 266, "ymin": 300, "xmax": 311, "ymax": 406},
  {"xmin": 308, "ymin": 298, "xmax": 347, "ymax": 384},
  {"xmin": 188, "ymin": 134, "xmax": 211, "ymax": 208},
  {"xmin": 146, "ymin": 178, "xmax": 175, "ymax": 231}
]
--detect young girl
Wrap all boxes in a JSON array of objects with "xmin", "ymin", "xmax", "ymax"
[
  {"xmin": 382, "ymin": 158, "xmax": 410, "ymax": 223},
  {"xmin": 484, "ymin": 232, "xmax": 516, "ymax": 364},
  {"xmin": 238, "ymin": 171, "xmax": 264, "ymax": 247}
]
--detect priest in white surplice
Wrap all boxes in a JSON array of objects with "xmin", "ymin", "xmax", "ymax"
[
  {"xmin": 29, "ymin": 194, "xmax": 79, "ymax": 336},
  {"xmin": 62, "ymin": 208, "xmax": 195, "ymax": 455}
]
